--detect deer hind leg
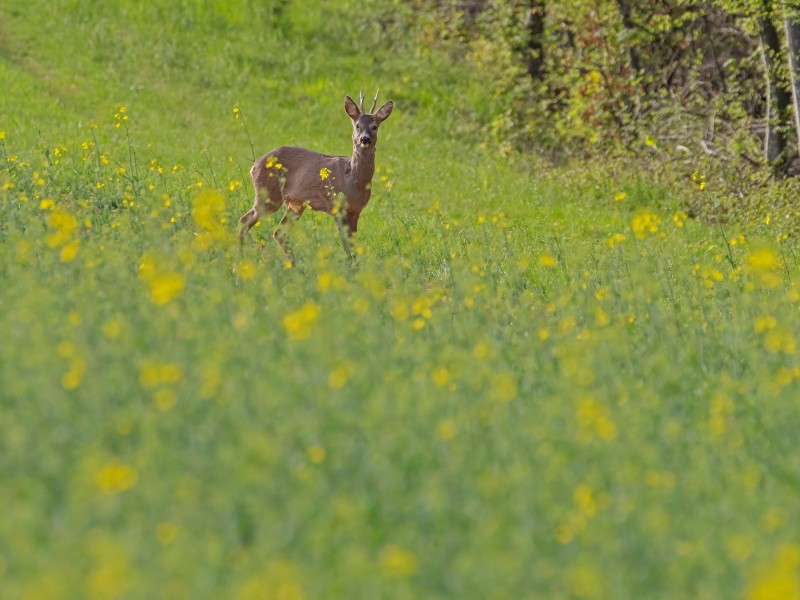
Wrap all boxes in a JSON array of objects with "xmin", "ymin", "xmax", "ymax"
[
  {"xmin": 239, "ymin": 187, "xmax": 280, "ymax": 244},
  {"xmin": 273, "ymin": 205, "xmax": 305, "ymax": 265}
]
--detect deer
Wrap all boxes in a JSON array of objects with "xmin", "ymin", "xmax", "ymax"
[{"xmin": 239, "ymin": 89, "xmax": 394, "ymax": 263}]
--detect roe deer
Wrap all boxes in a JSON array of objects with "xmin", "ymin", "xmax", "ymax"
[{"xmin": 239, "ymin": 89, "xmax": 394, "ymax": 262}]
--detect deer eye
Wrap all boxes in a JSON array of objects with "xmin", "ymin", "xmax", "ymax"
[{"xmin": 371, "ymin": 125, "xmax": 378, "ymax": 131}]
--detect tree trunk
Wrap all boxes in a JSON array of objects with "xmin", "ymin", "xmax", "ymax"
[
  {"xmin": 785, "ymin": 14, "xmax": 800, "ymax": 157},
  {"xmin": 615, "ymin": 0, "xmax": 641, "ymax": 76},
  {"xmin": 523, "ymin": 0, "xmax": 546, "ymax": 80},
  {"xmin": 759, "ymin": 13, "xmax": 791, "ymax": 164}
]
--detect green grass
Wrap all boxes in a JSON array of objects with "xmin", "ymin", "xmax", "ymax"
[{"xmin": 2, "ymin": 2, "xmax": 800, "ymax": 599}]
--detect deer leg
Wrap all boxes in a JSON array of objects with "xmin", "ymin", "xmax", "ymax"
[
  {"xmin": 336, "ymin": 212, "xmax": 359, "ymax": 261},
  {"xmin": 239, "ymin": 208, "xmax": 258, "ymax": 244},
  {"xmin": 273, "ymin": 205, "xmax": 304, "ymax": 265},
  {"xmin": 240, "ymin": 186, "xmax": 280, "ymax": 245}
]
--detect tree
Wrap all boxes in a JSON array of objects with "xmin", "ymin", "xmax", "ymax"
[{"xmin": 758, "ymin": 1, "xmax": 793, "ymax": 165}]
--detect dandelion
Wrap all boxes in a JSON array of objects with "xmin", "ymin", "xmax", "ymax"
[
  {"xmin": 320, "ymin": 167, "xmax": 331, "ymax": 180},
  {"xmin": 613, "ymin": 191, "xmax": 626, "ymax": 202}
]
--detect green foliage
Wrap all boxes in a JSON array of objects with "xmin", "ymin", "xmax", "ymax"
[
  {"xmin": 2, "ymin": 1, "xmax": 800, "ymax": 599},
  {"xmin": 394, "ymin": 1, "xmax": 774, "ymax": 184}
]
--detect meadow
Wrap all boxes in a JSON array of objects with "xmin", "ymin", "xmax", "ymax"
[{"xmin": 2, "ymin": 1, "xmax": 800, "ymax": 598}]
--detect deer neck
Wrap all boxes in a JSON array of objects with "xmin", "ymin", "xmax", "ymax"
[{"xmin": 348, "ymin": 146, "xmax": 375, "ymax": 195}]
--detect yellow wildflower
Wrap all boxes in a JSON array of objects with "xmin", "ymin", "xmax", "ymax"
[
  {"xmin": 282, "ymin": 302, "xmax": 320, "ymax": 341},
  {"xmin": 379, "ymin": 545, "xmax": 418, "ymax": 577},
  {"xmin": 631, "ymin": 212, "xmax": 660, "ymax": 239},
  {"xmin": 539, "ymin": 252, "xmax": 557, "ymax": 268},
  {"xmin": 97, "ymin": 464, "xmax": 139, "ymax": 494},
  {"xmin": 307, "ymin": 446, "xmax": 326, "ymax": 464},
  {"xmin": 139, "ymin": 363, "xmax": 183, "ymax": 388},
  {"xmin": 149, "ymin": 272, "xmax": 186, "ymax": 305},
  {"xmin": 746, "ymin": 544, "xmax": 800, "ymax": 600},
  {"xmin": 435, "ymin": 419, "xmax": 456, "ymax": 441}
]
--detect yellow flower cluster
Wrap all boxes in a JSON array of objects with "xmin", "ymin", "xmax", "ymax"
[{"xmin": 282, "ymin": 302, "xmax": 320, "ymax": 341}]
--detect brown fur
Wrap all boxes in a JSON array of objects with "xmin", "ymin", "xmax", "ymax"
[{"xmin": 239, "ymin": 92, "xmax": 393, "ymax": 262}]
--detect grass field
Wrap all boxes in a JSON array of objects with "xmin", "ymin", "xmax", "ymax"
[{"xmin": 2, "ymin": 1, "xmax": 800, "ymax": 598}]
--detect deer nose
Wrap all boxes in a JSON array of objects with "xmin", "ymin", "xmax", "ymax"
[{"xmin": 360, "ymin": 136, "xmax": 371, "ymax": 146}]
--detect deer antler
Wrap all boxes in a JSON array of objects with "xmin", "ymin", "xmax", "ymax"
[
  {"xmin": 359, "ymin": 88, "xmax": 365, "ymax": 113},
  {"xmin": 370, "ymin": 89, "xmax": 380, "ymax": 114}
]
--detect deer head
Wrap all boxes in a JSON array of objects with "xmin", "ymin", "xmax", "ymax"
[{"xmin": 344, "ymin": 89, "xmax": 394, "ymax": 150}]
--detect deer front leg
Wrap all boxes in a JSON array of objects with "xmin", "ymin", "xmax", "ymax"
[
  {"xmin": 335, "ymin": 212, "xmax": 359, "ymax": 261},
  {"xmin": 273, "ymin": 205, "xmax": 304, "ymax": 265}
]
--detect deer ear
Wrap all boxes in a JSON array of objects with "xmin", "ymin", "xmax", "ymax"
[
  {"xmin": 344, "ymin": 96, "xmax": 361, "ymax": 122},
  {"xmin": 374, "ymin": 100, "xmax": 393, "ymax": 124}
]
